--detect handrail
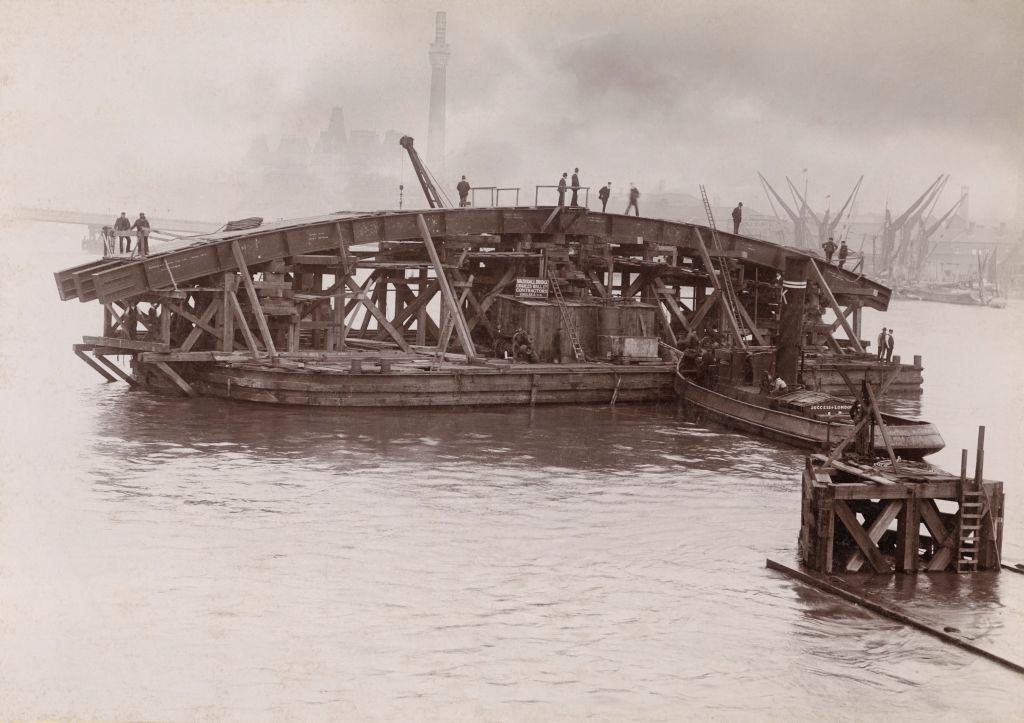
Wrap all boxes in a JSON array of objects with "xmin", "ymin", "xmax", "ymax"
[{"xmin": 534, "ymin": 185, "xmax": 591, "ymax": 208}]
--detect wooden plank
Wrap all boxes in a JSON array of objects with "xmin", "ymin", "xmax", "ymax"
[
  {"xmin": 81, "ymin": 335, "xmax": 170, "ymax": 352},
  {"xmin": 231, "ymin": 240, "xmax": 277, "ymax": 359},
  {"xmin": 766, "ymin": 559, "xmax": 1024, "ymax": 675},
  {"xmin": 153, "ymin": 361, "xmax": 196, "ymax": 397},
  {"xmin": 834, "ymin": 500, "xmax": 891, "ymax": 573},
  {"xmin": 864, "ymin": 382, "xmax": 900, "ymax": 472},
  {"xmin": 221, "ymin": 275, "xmax": 235, "ymax": 352},
  {"xmin": 895, "ymin": 496, "xmax": 920, "ymax": 572}
]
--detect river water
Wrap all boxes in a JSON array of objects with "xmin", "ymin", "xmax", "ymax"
[{"xmin": 1, "ymin": 222, "xmax": 1022, "ymax": 720}]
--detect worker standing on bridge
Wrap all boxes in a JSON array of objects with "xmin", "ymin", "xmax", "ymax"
[
  {"xmin": 885, "ymin": 328, "xmax": 895, "ymax": 363},
  {"xmin": 598, "ymin": 182, "xmax": 610, "ymax": 212},
  {"xmin": 456, "ymin": 175, "xmax": 471, "ymax": 207},
  {"xmin": 837, "ymin": 239, "xmax": 849, "ymax": 269},
  {"xmin": 570, "ymin": 168, "xmax": 580, "ymax": 207},
  {"xmin": 822, "ymin": 236, "xmax": 837, "ymax": 263},
  {"xmin": 131, "ymin": 212, "xmax": 151, "ymax": 257},
  {"xmin": 626, "ymin": 184, "xmax": 640, "ymax": 216},
  {"xmin": 876, "ymin": 327, "xmax": 886, "ymax": 360},
  {"xmin": 114, "ymin": 212, "xmax": 132, "ymax": 253},
  {"xmin": 732, "ymin": 202, "xmax": 743, "ymax": 234},
  {"xmin": 557, "ymin": 173, "xmax": 567, "ymax": 206}
]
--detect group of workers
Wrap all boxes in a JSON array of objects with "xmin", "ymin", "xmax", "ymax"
[
  {"xmin": 109, "ymin": 211, "xmax": 151, "ymax": 256},
  {"xmin": 455, "ymin": 171, "xmax": 746, "ymax": 229},
  {"xmin": 876, "ymin": 327, "xmax": 896, "ymax": 362},
  {"xmin": 821, "ymin": 236, "xmax": 850, "ymax": 268}
]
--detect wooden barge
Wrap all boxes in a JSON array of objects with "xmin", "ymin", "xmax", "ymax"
[
  {"xmin": 674, "ymin": 376, "xmax": 943, "ymax": 459},
  {"xmin": 54, "ymin": 204, "xmax": 917, "ymax": 407}
]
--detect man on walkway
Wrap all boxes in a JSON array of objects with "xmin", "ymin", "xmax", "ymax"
[
  {"xmin": 822, "ymin": 236, "xmax": 837, "ymax": 263},
  {"xmin": 113, "ymin": 211, "xmax": 132, "ymax": 253},
  {"xmin": 885, "ymin": 329, "xmax": 895, "ymax": 362},
  {"xmin": 732, "ymin": 202, "xmax": 743, "ymax": 234},
  {"xmin": 131, "ymin": 212, "xmax": 151, "ymax": 257},
  {"xmin": 557, "ymin": 173, "xmax": 567, "ymax": 206},
  {"xmin": 837, "ymin": 240, "xmax": 849, "ymax": 269},
  {"xmin": 626, "ymin": 184, "xmax": 640, "ymax": 216},
  {"xmin": 876, "ymin": 327, "xmax": 887, "ymax": 360},
  {"xmin": 598, "ymin": 182, "xmax": 610, "ymax": 212},
  {"xmin": 456, "ymin": 175, "xmax": 471, "ymax": 207},
  {"xmin": 570, "ymin": 168, "xmax": 580, "ymax": 207}
]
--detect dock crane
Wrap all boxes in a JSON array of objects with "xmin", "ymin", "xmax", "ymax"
[{"xmin": 399, "ymin": 135, "xmax": 449, "ymax": 209}]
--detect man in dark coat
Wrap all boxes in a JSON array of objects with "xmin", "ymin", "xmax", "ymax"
[
  {"xmin": 131, "ymin": 212, "xmax": 151, "ymax": 257},
  {"xmin": 822, "ymin": 236, "xmax": 837, "ymax": 263},
  {"xmin": 732, "ymin": 202, "xmax": 743, "ymax": 234},
  {"xmin": 885, "ymin": 329, "xmax": 895, "ymax": 362},
  {"xmin": 113, "ymin": 211, "xmax": 132, "ymax": 253},
  {"xmin": 557, "ymin": 173, "xmax": 567, "ymax": 206},
  {"xmin": 570, "ymin": 167, "xmax": 580, "ymax": 207},
  {"xmin": 626, "ymin": 184, "xmax": 640, "ymax": 216},
  {"xmin": 837, "ymin": 240, "xmax": 849, "ymax": 269},
  {"xmin": 597, "ymin": 182, "xmax": 610, "ymax": 212},
  {"xmin": 876, "ymin": 327, "xmax": 887, "ymax": 360},
  {"xmin": 456, "ymin": 175, "xmax": 471, "ymax": 207}
]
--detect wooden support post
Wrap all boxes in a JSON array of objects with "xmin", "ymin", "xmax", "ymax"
[
  {"xmin": 921, "ymin": 499, "xmax": 957, "ymax": 571},
  {"xmin": 809, "ymin": 260, "xmax": 865, "ymax": 353},
  {"xmin": 416, "ymin": 268, "xmax": 428, "ymax": 346},
  {"xmin": 895, "ymin": 496, "xmax": 919, "ymax": 572},
  {"xmin": 777, "ymin": 255, "xmax": 808, "ymax": 386},
  {"xmin": 178, "ymin": 296, "xmax": 220, "ymax": 353},
  {"xmin": 416, "ymin": 214, "xmax": 478, "ymax": 360},
  {"xmin": 221, "ymin": 273, "xmax": 236, "ymax": 352},
  {"xmin": 230, "ymin": 240, "xmax": 277, "ymax": 360},
  {"xmin": 863, "ymin": 381, "xmax": 900, "ymax": 472},
  {"xmin": 153, "ymin": 361, "xmax": 196, "ymax": 397},
  {"xmin": 160, "ymin": 302, "xmax": 171, "ymax": 345}
]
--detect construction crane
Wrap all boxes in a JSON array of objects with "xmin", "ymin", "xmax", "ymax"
[{"xmin": 399, "ymin": 135, "xmax": 449, "ymax": 209}]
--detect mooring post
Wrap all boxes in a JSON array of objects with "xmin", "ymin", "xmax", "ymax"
[{"xmin": 974, "ymin": 426, "xmax": 985, "ymax": 486}]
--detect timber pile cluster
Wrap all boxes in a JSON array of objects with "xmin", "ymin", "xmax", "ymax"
[{"xmin": 54, "ymin": 206, "xmax": 900, "ymax": 405}]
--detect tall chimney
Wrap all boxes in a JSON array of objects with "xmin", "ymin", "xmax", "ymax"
[{"xmin": 427, "ymin": 11, "xmax": 450, "ymax": 182}]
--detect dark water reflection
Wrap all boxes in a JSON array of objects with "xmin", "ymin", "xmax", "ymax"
[{"xmin": 1, "ymin": 234, "xmax": 1022, "ymax": 719}]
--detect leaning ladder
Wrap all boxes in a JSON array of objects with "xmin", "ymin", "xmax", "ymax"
[
  {"xmin": 699, "ymin": 185, "xmax": 747, "ymax": 347},
  {"xmin": 548, "ymin": 269, "xmax": 586, "ymax": 361},
  {"xmin": 957, "ymin": 476, "xmax": 983, "ymax": 573}
]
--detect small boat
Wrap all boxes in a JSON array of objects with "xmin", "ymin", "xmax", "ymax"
[{"xmin": 674, "ymin": 373, "xmax": 944, "ymax": 459}]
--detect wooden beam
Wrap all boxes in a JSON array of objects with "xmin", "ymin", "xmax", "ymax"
[
  {"xmin": 689, "ymin": 289, "xmax": 721, "ymax": 331},
  {"xmin": 538, "ymin": 205, "xmax": 561, "ymax": 233},
  {"xmin": 93, "ymin": 354, "xmax": 140, "ymax": 386},
  {"xmin": 845, "ymin": 500, "xmax": 903, "ymax": 572},
  {"xmin": 732, "ymin": 296, "xmax": 767, "ymax": 346},
  {"xmin": 809, "ymin": 260, "xmax": 865, "ymax": 353},
  {"xmin": 153, "ymin": 361, "xmax": 196, "ymax": 397},
  {"xmin": 834, "ymin": 500, "xmax": 891, "ymax": 573},
  {"xmin": 228, "ymin": 290, "xmax": 261, "ymax": 356},
  {"xmin": 176, "ymin": 297, "xmax": 221, "ymax": 353},
  {"xmin": 864, "ymin": 382, "xmax": 900, "ymax": 472},
  {"xmin": 74, "ymin": 347, "xmax": 116, "ymax": 382},
  {"xmin": 466, "ymin": 264, "xmax": 517, "ymax": 332},
  {"xmin": 221, "ymin": 274, "xmax": 235, "ymax": 352},
  {"xmin": 82, "ymin": 335, "xmax": 169, "ymax": 352},
  {"xmin": 895, "ymin": 496, "xmax": 920, "ymax": 572},
  {"xmin": 416, "ymin": 214, "xmax": 478, "ymax": 360},
  {"xmin": 652, "ymin": 278, "xmax": 691, "ymax": 333},
  {"xmin": 231, "ymin": 240, "xmax": 277, "ymax": 360},
  {"xmin": 344, "ymin": 276, "xmax": 412, "ymax": 352}
]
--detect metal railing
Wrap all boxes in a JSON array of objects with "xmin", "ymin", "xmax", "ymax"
[{"xmin": 466, "ymin": 186, "xmax": 521, "ymax": 208}]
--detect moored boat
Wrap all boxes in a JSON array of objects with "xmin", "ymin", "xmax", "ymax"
[{"xmin": 674, "ymin": 373, "xmax": 944, "ymax": 459}]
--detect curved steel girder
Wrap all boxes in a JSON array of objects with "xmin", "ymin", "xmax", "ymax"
[{"xmin": 57, "ymin": 206, "xmax": 891, "ymax": 310}]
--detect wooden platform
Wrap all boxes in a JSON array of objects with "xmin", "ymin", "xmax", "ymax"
[{"xmin": 800, "ymin": 454, "xmax": 1004, "ymax": 575}]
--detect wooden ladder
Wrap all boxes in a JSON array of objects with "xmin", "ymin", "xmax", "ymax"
[
  {"xmin": 699, "ymin": 185, "xmax": 747, "ymax": 346},
  {"xmin": 548, "ymin": 269, "xmax": 585, "ymax": 361},
  {"xmin": 957, "ymin": 478, "xmax": 983, "ymax": 573}
]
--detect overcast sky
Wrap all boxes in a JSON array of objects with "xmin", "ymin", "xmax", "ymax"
[{"xmin": 1, "ymin": 0, "xmax": 1021, "ymax": 220}]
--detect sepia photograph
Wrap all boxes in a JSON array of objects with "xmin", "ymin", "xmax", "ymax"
[{"xmin": 1, "ymin": 0, "xmax": 1022, "ymax": 719}]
